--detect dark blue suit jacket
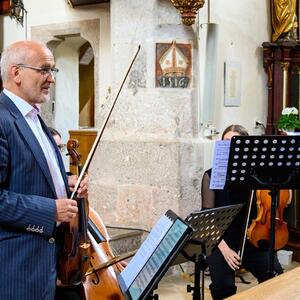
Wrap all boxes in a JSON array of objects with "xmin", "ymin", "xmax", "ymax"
[{"xmin": 0, "ymin": 92, "xmax": 69, "ymax": 300}]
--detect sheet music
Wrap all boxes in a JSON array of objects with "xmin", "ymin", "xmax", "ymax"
[
  {"xmin": 119, "ymin": 214, "xmax": 173, "ymax": 291},
  {"xmin": 209, "ymin": 140, "xmax": 230, "ymax": 189}
]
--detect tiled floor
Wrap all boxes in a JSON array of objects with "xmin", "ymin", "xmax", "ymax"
[{"xmin": 154, "ymin": 260, "xmax": 300, "ymax": 300}]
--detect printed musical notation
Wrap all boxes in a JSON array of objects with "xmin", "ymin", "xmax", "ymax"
[{"xmin": 210, "ymin": 140, "xmax": 231, "ymax": 190}]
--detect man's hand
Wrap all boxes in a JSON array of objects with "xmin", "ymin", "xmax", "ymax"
[
  {"xmin": 55, "ymin": 198, "xmax": 78, "ymax": 222},
  {"xmin": 68, "ymin": 174, "xmax": 89, "ymax": 198}
]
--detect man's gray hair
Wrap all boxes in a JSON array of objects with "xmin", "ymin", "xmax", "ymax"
[{"xmin": 1, "ymin": 44, "xmax": 28, "ymax": 82}]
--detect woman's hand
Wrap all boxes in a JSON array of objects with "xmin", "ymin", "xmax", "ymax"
[{"xmin": 218, "ymin": 239, "xmax": 241, "ymax": 270}]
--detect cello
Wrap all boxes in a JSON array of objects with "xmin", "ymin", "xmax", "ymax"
[
  {"xmin": 83, "ymin": 207, "xmax": 126, "ymax": 300},
  {"xmin": 67, "ymin": 139, "xmax": 123, "ymax": 300},
  {"xmin": 65, "ymin": 138, "xmax": 126, "ymax": 299}
]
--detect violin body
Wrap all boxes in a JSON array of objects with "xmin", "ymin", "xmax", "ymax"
[
  {"xmin": 83, "ymin": 207, "xmax": 124, "ymax": 300},
  {"xmin": 57, "ymin": 198, "xmax": 91, "ymax": 285},
  {"xmin": 247, "ymin": 189, "xmax": 291, "ymax": 250}
]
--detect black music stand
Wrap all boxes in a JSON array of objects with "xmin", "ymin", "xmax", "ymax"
[
  {"xmin": 225, "ymin": 135, "xmax": 300, "ymax": 278},
  {"xmin": 119, "ymin": 210, "xmax": 193, "ymax": 300},
  {"xmin": 172, "ymin": 204, "xmax": 244, "ymax": 300}
]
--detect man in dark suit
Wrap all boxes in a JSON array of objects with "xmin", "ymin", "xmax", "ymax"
[{"xmin": 0, "ymin": 40, "xmax": 88, "ymax": 300}]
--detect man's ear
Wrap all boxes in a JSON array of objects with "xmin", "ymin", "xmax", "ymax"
[{"xmin": 10, "ymin": 65, "xmax": 21, "ymax": 84}]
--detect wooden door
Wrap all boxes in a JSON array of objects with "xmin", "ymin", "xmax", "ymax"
[{"xmin": 68, "ymin": 129, "xmax": 97, "ymax": 174}]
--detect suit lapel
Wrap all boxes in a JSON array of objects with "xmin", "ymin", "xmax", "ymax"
[
  {"xmin": 1, "ymin": 93, "xmax": 57, "ymax": 197},
  {"xmin": 15, "ymin": 117, "xmax": 58, "ymax": 197}
]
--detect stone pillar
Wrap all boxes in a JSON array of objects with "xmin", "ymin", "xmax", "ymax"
[{"xmin": 89, "ymin": 0, "xmax": 204, "ymax": 229}]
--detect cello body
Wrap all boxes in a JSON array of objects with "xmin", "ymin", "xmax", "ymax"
[
  {"xmin": 247, "ymin": 189, "xmax": 291, "ymax": 250},
  {"xmin": 83, "ymin": 207, "xmax": 124, "ymax": 300}
]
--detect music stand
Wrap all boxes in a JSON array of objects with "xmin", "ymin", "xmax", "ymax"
[
  {"xmin": 119, "ymin": 210, "xmax": 193, "ymax": 300},
  {"xmin": 172, "ymin": 204, "xmax": 244, "ymax": 300},
  {"xmin": 225, "ymin": 135, "xmax": 300, "ymax": 278}
]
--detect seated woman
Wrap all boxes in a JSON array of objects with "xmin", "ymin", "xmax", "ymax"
[{"xmin": 202, "ymin": 124, "xmax": 283, "ymax": 300}]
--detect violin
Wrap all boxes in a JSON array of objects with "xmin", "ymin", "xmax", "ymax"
[
  {"xmin": 247, "ymin": 189, "xmax": 292, "ymax": 250},
  {"xmin": 57, "ymin": 139, "xmax": 91, "ymax": 285}
]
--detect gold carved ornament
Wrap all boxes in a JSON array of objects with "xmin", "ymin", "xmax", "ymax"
[{"xmin": 170, "ymin": 0, "xmax": 205, "ymax": 26}]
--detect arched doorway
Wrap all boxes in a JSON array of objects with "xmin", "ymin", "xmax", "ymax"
[
  {"xmin": 31, "ymin": 19, "xmax": 104, "ymax": 170},
  {"xmin": 53, "ymin": 36, "xmax": 95, "ymax": 150},
  {"xmin": 79, "ymin": 41, "xmax": 95, "ymax": 128}
]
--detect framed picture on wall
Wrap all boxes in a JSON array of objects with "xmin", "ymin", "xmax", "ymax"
[{"xmin": 224, "ymin": 61, "xmax": 241, "ymax": 107}]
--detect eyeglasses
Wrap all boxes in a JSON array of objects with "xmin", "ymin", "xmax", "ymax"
[
  {"xmin": 17, "ymin": 64, "xmax": 59, "ymax": 77},
  {"xmin": 57, "ymin": 144, "xmax": 66, "ymax": 152}
]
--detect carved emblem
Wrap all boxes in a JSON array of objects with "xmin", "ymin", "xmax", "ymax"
[{"xmin": 156, "ymin": 41, "xmax": 192, "ymax": 88}]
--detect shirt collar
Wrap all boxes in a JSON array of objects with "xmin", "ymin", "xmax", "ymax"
[{"xmin": 3, "ymin": 88, "xmax": 39, "ymax": 117}]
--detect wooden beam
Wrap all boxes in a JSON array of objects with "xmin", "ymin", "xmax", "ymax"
[
  {"xmin": 228, "ymin": 266, "xmax": 300, "ymax": 299},
  {"xmin": 67, "ymin": 0, "xmax": 109, "ymax": 8}
]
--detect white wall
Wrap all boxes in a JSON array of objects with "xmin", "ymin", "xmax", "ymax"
[
  {"xmin": 199, "ymin": 0, "xmax": 269, "ymax": 136},
  {"xmin": 1, "ymin": 0, "xmax": 110, "ymax": 169},
  {"xmin": 195, "ymin": 0, "xmax": 270, "ymax": 169},
  {"xmin": 2, "ymin": 1, "xmax": 106, "ymax": 42}
]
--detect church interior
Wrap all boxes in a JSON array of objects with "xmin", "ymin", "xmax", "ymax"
[{"xmin": 1, "ymin": 0, "xmax": 300, "ymax": 299}]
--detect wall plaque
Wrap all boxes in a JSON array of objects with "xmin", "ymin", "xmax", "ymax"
[{"xmin": 156, "ymin": 41, "xmax": 192, "ymax": 88}]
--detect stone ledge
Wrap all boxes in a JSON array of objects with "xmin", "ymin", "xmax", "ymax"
[{"xmin": 107, "ymin": 225, "xmax": 148, "ymax": 255}]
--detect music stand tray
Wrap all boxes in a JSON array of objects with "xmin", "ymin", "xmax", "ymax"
[{"xmin": 173, "ymin": 204, "xmax": 244, "ymax": 300}]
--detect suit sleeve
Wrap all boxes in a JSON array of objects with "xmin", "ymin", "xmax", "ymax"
[{"xmin": 0, "ymin": 120, "xmax": 57, "ymax": 236}]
